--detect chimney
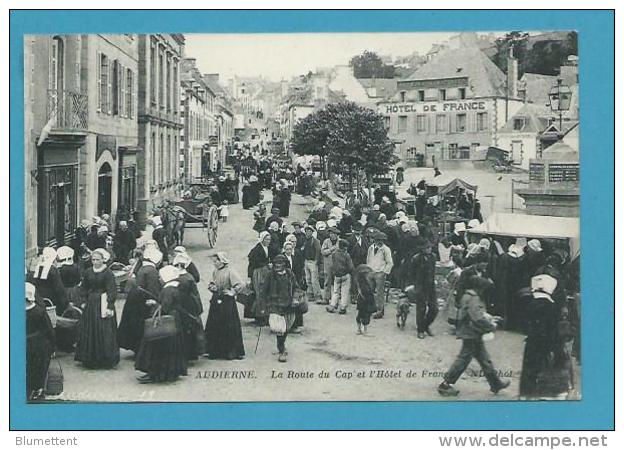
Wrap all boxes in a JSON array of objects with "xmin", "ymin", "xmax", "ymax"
[{"xmin": 507, "ymin": 46, "xmax": 518, "ymax": 98}]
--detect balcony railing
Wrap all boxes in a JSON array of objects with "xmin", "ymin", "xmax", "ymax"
[{"xmin": 46, "ymin": 89, "xmax": 88, "ymax": 130}]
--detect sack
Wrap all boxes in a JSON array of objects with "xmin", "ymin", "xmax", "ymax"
[
  {"xmin": 56, "ymin": 305, "xmax": 82, "ymax": 330},
  {"xmin": 143, "ymin": 306, "xmax": 177, "ymax": 342},
  {"xmin": 294, "ymin": 288, "xmax": 308, "ymax": 314},
  {"xmin": 269, "ymin": 313, "xmax": 287, "ymax": 334},
  {"xmin": 43, "ymin": 299, "xmax": 57, "ymax": 328},
  {"xmin": 44, "ymin": 359, "xmax": 63, "ymax": 396}
]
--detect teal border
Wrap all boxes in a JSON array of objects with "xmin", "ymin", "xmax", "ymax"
[{"xmin": 9, "ymin": 10, "xmax": 614, "ymax": 430}]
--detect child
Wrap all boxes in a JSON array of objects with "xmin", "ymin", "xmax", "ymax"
[
  {"xmin": 353, "ymin": 264, "xmax": 377, "ymax": 336},
  {"xmin": 218, "ymin": 200, "xmax": 229, "ymax": 222}
]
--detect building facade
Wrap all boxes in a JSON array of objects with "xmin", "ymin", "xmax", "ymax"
[
  {"xmin": 180, "ymin": 58, "xmax": 216, "ymax": 182},
  {"xmin": 24, "ymin": 35, "xmax": 87, "ymax": 256},
  {"xmin": 379, "ymin": 46, "xmax": 524, "ymax": 168},
  {"xmin": 137, "ymin": 34, "xmax": 184, "ymax": 224},
  {"xmin": 24, "ymin": 34, "xmax": 140, "ymax": 256}
]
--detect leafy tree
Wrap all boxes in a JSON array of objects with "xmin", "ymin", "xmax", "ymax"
[
  {"xmin": 349, "ymin": 50, "xmax": 395, "ymax": 79},
  {"xmin": 291, "ymin": 101, "xmax": 398, "ymax": 188},
  {"xmin": 493, "ymin": 31, "xmax": 529, "ymax": 77}
]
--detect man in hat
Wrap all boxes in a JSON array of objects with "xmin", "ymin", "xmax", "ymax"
[
  {"xmin": 409, "ymin": 241, "xmax": 438, "ymax": 339},
  {"xmin": 113, "ymin": 221, "xmax": 137, "ymax": 265},
  {"xmin": 366, "ymin": 231, "xmax": 394, "ymax": 318},
  {"xmin": 292, "ymin": 222, "xmax": 306, "ymax": 251},
  {"xmin": 438, "ymin": 276, "xmax": 510, "ymax": 397},
  {"xmin": 320, "ymin": 227, "xmax": 340, "ymax": 304},
  {"xmin": 366, "ymin": 204, "xmax": 381, "ymax": 228},
  {"xmin": 302, "ymin": 225, "xmax": 323, "ymax": 303},
  {"xmin": 347, "ymin": 222, "xmax": 369, "ymax": 268},
  {"xmin": 151, "ymin": 216, "xmax": 169, "ymax": 262}
]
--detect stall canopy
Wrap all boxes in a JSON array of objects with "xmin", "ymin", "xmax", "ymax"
[
  {"xmin": 468, "ymin": 213, "xmax": 580, "ymax": 258},
  {"xmin": 427, "ymin": 177, "xmax": 478, "ymax": 196}
]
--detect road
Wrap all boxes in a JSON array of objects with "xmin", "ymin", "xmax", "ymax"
[{"xmin": 50, "ymin": 188, "xmax": 579, "ymax": 403}]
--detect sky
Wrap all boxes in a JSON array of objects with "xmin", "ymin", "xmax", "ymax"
[{"xmin": 184, "ymin": 32, "xmax": 480, "ymax": 82}]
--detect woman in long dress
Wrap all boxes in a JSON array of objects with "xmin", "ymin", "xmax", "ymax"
[
  {"xmin": 173, "ymin": 246, "xmax": 200, "ymax": 283},
  {"xmin": 204, "ymin": 252, "xmax": 245, "ymax": 360},
  {"xmin": 519, "ymin": 274, "xmax": 572, "ymax": 400},
  {"xmin": 247, "ymin": 231, "xmax": 275, "ymax": 324},
  {"xmin": 25, "ymin": 282, "xmax": 56, "ymax": 401},
  {"xmin": 118, "ymin": 248, "xmax": 163, "ymax": 354},
  {"xmin": 55, "ymin": 246, "xmax": 82, "ymax": 352},
  {"xmin": 174, "ymin": 253, "xmax": 204, "ymax": 361},
  {"xmin": 31, "ymin": 247, "xmax": 67, "ymax": 315},
  {"xmin": 135, "ymin": 265, "xmax": 188, "ymax": 383},
  {"xmin": 74, "ymin": 249, "xmax": 120, "ymax": 368}
]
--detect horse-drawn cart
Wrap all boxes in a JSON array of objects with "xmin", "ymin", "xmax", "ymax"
[{"xmin": 174, "ymin": 194, "xmax": 220, "ymax": 249}]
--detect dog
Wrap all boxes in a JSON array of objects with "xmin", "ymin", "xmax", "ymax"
[{"xmin": 396, "ymin": 297, "xmax": 411, "ymax": 329}]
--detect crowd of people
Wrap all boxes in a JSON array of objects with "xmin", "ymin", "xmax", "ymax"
[{"xmin": 25, "ymin": 154, "xmax": 580, "ymax": 402}]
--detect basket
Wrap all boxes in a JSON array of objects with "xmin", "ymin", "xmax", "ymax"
[
  {"xmin": 43, "ymin": 299, "xmax": 57, "ymax": 328},
  {"xmin": 56, "ymin": 305, "xmax": 82, "ymax": 330}
]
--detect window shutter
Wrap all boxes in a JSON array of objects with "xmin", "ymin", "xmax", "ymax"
[
  {"xmin": 120, "ymin": 66, "xmax": 126, "ymax": 118},
  {"xmin": 96, "ymin": 51, "xmax": 101, "ymax": 112},
  {"xmin": 107, "ymin": 59, "xmax": 113, "ymax": 115},
  {"xmin": 130, "ymin": 70, "xmax": 135, "ymax": 119}
]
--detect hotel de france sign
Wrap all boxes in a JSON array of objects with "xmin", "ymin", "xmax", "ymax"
[{"xmin": 380, "ymin": 100, "xmax": 488, "ymax": 115}]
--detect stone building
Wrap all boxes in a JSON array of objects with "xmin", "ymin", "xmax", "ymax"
[
  {"xmin": 137, "ymin": 34, "xmax": 185, "ymax": 225},
  {"xmin": 378, "ymin": 46, "xmax": 524, "ymax": 168},
  {"xmin": 24, "ymin": 34, "xmax": 140, "ymax": 256},
  {"xmin": 180, "ymin": 58, "xmax": 216, "ymax": 182}
]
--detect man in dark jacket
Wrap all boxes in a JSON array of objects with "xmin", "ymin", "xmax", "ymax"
[
  {"xmin": 327, "ymin": 239, "xmax": 354, "ymax": 314},
  {"xmin": 347, "ymin": 222, "xmax": 369, "ymax": 267},
  {"xmin": 438, "ymin": 276, "xmax": 510, "ymax": 397},
  {"xmin": 302, "ymin": 226, "xmax": 323, "ymax": 303},
  {"xmin": 113, "ymin": 221, "xmax": 137, "ymax": 265},
  {"xmin": 408, "ymin": 243, "xmax": 438, "ymax": 339}
]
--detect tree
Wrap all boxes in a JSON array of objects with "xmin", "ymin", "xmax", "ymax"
[
  {"xmin": 493, "ymin": 31, "xmax": 529, "ymax": 77},
  {"xmin": 291, "ymin": 101, "xmax": 398, "ymax": 191},
  {"xmin": 349, "ymin": 50, "xmax": 395, "ymax": 79}
]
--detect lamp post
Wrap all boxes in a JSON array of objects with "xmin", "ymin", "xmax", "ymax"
[{"xmin": 548, "ymin": 78, "xmax": 572, "ymax": 132}]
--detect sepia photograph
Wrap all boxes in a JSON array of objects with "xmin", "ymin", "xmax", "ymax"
[{"xmin": 23, "ymin": 28, "xmax": 582, "ymax": 404}]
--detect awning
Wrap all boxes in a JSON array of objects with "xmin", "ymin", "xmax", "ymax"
[
  {"xmin": 429, "ymin": 177, "xmax": 478, "ymax": 196},
  {"xmin": 468, "ymin": 213, "xmax": 580, "ymax": 258}
]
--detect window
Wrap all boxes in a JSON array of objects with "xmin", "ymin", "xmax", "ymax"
[
  {"xmin": 150, "ymin": 132, "xmax": 156, "ymax": 185},
  {"xmin": 126, "ymin": 69, "xmax": 133, "ymax": 118},
  {"xmin": 383, "ymin": 116, "xmax": 390, "ymax": 130},
  {"xmin": 173, "ymin": 63, "xmax": 178, "ymax": 114},
  {"xmin": 398, "ymin": 115, "xmax": 408, "ymax": 133},
  {"xmin": 150, "ymin": 42, "xmax": 156, "ymax": 105},
  {"xmin": 416, "ymin": 115, "xmax": 426, "ymax": 133},
  {"xmin": 448, "ymin": 143, "xmax": 459, "ymax": 159},
  {"xmin": 399, "ymin": 91, "xmax": 406, "ymax": 102},
  {"xmin": 159, "ymin": 134, "xmax": 164, "ymax": 184},
  {"xmin": 459, "ymin": 146, "xmax": 471, "ymax": 159},
  {"xmin": 167, "ymin": 135, "xmax": 172, "ymax": 181},
  {"xmin": 159, "ymin": 50, "xmax": 164, "ymax": 109},
  {"xmin": 439, "ymin": 89, "xmax": 447, "ymax": 101},
  {"xmin": 513, "ymin": 117, "xmax": 527, "ymax": 131},
  {"xmin": 456, "ymin": 113, "xmax": 467, "ymax": 132},
  {"xmin": 166, "ymin": 56, "xmax": 171, "ymax": 112},
  {"xmin": 112, "ymin": 60, "xmax": 120, "ymax": 115},
  {"xmin": 417, "ymin": 90, "xmax": 425, "ymax": 101},
  {"xmin": 49, "ymin": 36, "xmax": 64, "ymax": 93},
  {"xmin": 98, "ymin": 53, "xmax": 110, "ymax": 113},
  {"xmin": 477, "ymin": 112, "xmax": 488, "ymax": 131},
  {"xmin": 436, "ymin": 114, "xmax": 448, "ymax": 133},
  {"xmin": 459, "ymin": 88, "xmax": 466, "ymax": 99}
]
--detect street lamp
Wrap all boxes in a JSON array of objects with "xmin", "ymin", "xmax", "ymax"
[{"xmin": 548, "ymin": 78, "xmax": 572, "ymax": 131}]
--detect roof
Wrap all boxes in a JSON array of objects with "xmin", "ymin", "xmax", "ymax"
[
  {"xmin": 468, "ymin": 213, "xmax": 579, "ymax": 240},
  {"xmin": 357, "ymin": 78, "xmax": 399, "ymax": 99},
  {"xmin": 428, "ymin": 177, "xmax": 478, "ymax": 195},
  {"xmin": 404, "ymin": 47, "xmax": 507, "ymax": 97},
  {"xmin": 499, "ymin": 103, "xmax": 552, "ymax": 134},
  {"xmin": 520, "ymin": 73, "xmax": 558, "ymax": 105}
]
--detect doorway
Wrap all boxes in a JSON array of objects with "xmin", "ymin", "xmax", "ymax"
[{"xmin": 98, "ymin": 162, "xmax": 113, "ymax": 216}]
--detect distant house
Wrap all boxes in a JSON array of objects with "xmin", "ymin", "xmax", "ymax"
[{"xmin": 498, "ymin": 104, "xmax": 552, "ymax": 169}]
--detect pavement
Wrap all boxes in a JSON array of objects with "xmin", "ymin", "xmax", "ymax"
[{"xmin": 49, "ymin": 185, "xmax": 580, "ymax": 403}]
